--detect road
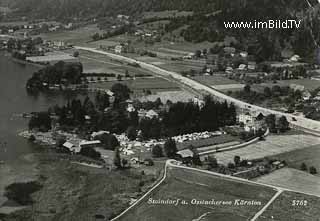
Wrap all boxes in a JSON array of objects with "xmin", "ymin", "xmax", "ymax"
[{"xmin": 74, "ymin": 46, "xmax": 320, "ymax": 135}]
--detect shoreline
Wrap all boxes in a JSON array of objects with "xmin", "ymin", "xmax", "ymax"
[{"xmin": 11, "ymin": 57, "xmax": 45, "ymax": 68}]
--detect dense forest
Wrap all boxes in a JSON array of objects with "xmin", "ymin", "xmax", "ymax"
[{"xmin": 1, "ymin": 0, "xmax": 317, "ymax": 20}]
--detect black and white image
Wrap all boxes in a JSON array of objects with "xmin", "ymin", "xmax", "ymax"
[{"xmin": 1, "ymin": 0, "xmax": 320, "ymax": 220}]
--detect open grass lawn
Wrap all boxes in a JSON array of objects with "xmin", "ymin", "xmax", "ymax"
[
  {"xmin": 119, "ymin": 167, "xmax": 276, "ymax": 221},
  {"xmin": 257, "ymin": 191, "xmax": 320, "ymax": 221}
]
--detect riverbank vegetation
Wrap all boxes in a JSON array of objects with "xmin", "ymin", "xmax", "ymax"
[{"xmin": 26, "ymin": 61, "xmax": 83, "ymax": 92}]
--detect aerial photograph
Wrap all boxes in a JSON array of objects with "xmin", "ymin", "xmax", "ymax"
[{"xmin": 1, "ymin": 0, "xmax": 320, "ymax": 220}]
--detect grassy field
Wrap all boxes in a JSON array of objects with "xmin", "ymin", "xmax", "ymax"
[
  {"xmin": 273, "ymin": 144, "xmax": 320, "ymax": 176},
  {"xmin": 213, "ymin": 134, "xmax": 320, "ymax": 165},
  {"xmin": 254, "ymin": 168, "xmax": 320, "ymax": 197},
  {"xmin": 257, "ymin": 191, "xmax": 320, "ymax": 221},
  {"xmin": 192, "ymin": 75, "xmax": 239, "ymax": 86},
  {"xmin": 119, "ymin": 167, "xmax": 276, "ymax": 221},
  {"xmin": 253, "ymin": 79, "xmax": 320, "ymax": 93},
  {"xmin": 2, "ymin": 153, "xmax": 158, "ymax": 221},
  {"xmin": 38, "ymin": 24, "xmax": 103, "ymax": 45},
  {"xmin": 68, "ymin": 49, "xmax": 154, "ymax": 76},
  {"xmin": 88, "ymin": 77, "xmax": 180, "ymax": 93}
]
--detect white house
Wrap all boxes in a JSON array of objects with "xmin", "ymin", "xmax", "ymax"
[
  {"xmin": 238, "ymin": 112, "xmax": 265, "ymax": 132},
  {"xmin": 146, "ymin": 110, "xmax": 159, "ymax": 119},
  {"xmin": 63, "ymin": 141, "xmax": 81, "ymax": 153},
  {"xmin": 79, "ymin": 140, "xmax": 101, "ymax": 148},
  {"xmin": 115, "ymin": 45, "xmax": 123, "ymax": 54}
]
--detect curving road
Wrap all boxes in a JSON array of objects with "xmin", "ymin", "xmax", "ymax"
[{"xmin": 75, "ymin": 46, "xmax": 320, "ymax": 135}]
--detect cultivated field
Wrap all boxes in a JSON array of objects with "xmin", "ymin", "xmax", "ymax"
[
  {"xmin": 70, "ymin": 49, "xmax": 154, "ymax": 76},
  {"xmin": 192, "ymin": 75, "xmax": 240, "ymax": 86},
  {"xmin": 119, "ymin": 167, "xmax": 276, "ymax": 221},
  {"xmin": 255, "ymin": 168, "xmax": 320, "ymax": 197},
  {"xmin": 88, "ymin": 77, "xmax": 180, "ymax": 93},
  {"xmin": 213, "ymin": 84, "xmax": 245, "ymax": 91},
  {"xmin": 253, "ymin": 79, "xmax": 320, "ymax": 93},
  {"xmin": 273, "ymin": 144, "xmax": 320, "ymax": 176},
  {"xmin": 257, "ymin": 191, "xmax": 320, "ymax": 221},
  {"xmin": 39, "ymin": 24, "xmax": 103, "ymax": 45},
  {"xmin": 213, "ymin": 134, "xmax": 320, "ymax": 165}
]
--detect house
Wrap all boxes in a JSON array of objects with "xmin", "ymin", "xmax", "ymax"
[
  {"xmin": 247, "ymin": 61, "xmax": 257, "ymax": 70},
  {"xmin": 177, "ymin": 149, "xmax": 194, "ymax": 164},
  {"xmin": 63, "ymin": 141, "xmax": 81, "ymax": 153},
  {"xmin": 290, "ymin": 54, "xmax": 300, "ymax": 62},
  {"xmin": 238, "ymin": 64, "xmax": 247, "ymax": 71},
  {"xmin": 302, "ymin": 91, "xmax": 311, "ymax": 101},
  {"xmin": 290, "ymin": 84, "xmax": 305, "ymax": 92},
  {"xmin": 146, "ymin": 110, "xmax": 159, "ymax": 119},
  {"xmin": 79, "ymin": 140, "xmax": 101, "ymax": 149},
  {"xmin": 127, "ymin": 103, "xmax": 136, "ymax": 112},
  {"xmin": 115, "ymin": 45, "xmax": 123, "ymax": 54},
  {"xmin": 91, "ymin": 131, "xmax": 109, "ymax": 138},
  {"xmin": 193, "ymin": 97, "xmax": 205, "ymax": 109},
  {"xmin": 238, "ymin": 111, "xmax": 265, "ymax": 132},
  {"xmin": 177, "ymin": 149, "xmax": 194, "ymax": 158},
  {"xmin": 138, "ymin": 109, "xmax": 147, "ymax": 118},
  {"xmin": 240, "ymin": 51, "xmax": 248, "ymax": 58}
]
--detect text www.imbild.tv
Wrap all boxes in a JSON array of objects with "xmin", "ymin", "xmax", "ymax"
[{"xmin": 224, "ymin": 20, "xmax": 302, "ymax": 29}]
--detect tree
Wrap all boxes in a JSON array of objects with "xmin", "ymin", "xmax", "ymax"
[
  {"xmin": 111, "ymin": 83, "xmax": 131, "ymax": 102},
  {"xmin": 234, "ymin": 155, "xmax": 241, "ymax": 166},
  {"xmin": 73, "ymin": 50, "xmax": 80, "ymax": 57},
  {"xmin": 152, "ymin": 145, "xmax": 164, "ymax": 158},
  {"xmin": 164, "ymin": 138, "xmax": 177, "ymax": 158},
  {"xmin": 244, "ymin": 84, "xmax": 251, "ymax": 93},
  {"xmin": 265, "ymin": 114, "xmax": 276, "ymax": 132},
  {"xmin": 278, "ymin": 116, "xmax": 289, "ymax": 132},
  {"xmin": 310, "ymin": 166, "xmax": 317, "ymax": 175},
  {"xmin": 228, "ymin": 162, "xmax": 235, "ymax": 169},
  {"xmin": 207, "ymin": 156, "xmax": 218, "ymax": 169},
  {"xmin": 126, "ymin": 126, "xmax": 137, "ymax": 141},
  {"xmin": 28, "ymin": 112, "xmax": 52, "ymax": 132},
  {"xmin": 95, "ymin": 133, "xmax": 119, "ymax": 150},
  {"xmin": 263, "ymin": 87, "xmax": 272, "ymax": 97},
  {"xmin": 114, "ymin": 147, "xmax": 122, "ymax": 168},
  {"xmin": 300, "ymin": 163, "xmax": 307, "ymax": 171}
]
